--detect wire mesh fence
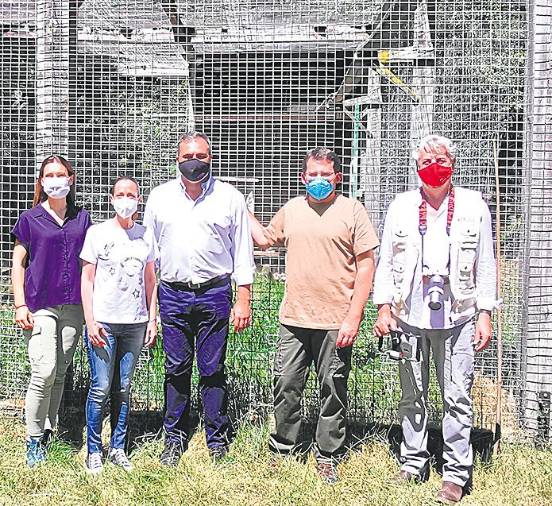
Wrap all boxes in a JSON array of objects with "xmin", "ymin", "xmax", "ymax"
[{"xmin": 0, "ymin": 0, "xmax": 541, "ymax": 443}]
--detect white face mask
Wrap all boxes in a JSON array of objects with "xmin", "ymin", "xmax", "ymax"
[
  {"xmin": 42, "ymin": 176, "xmax": 71, "ymax": 199},
  {"xmin": 112, "ymin": 196, "xmax": 138, "ymax": 219}
]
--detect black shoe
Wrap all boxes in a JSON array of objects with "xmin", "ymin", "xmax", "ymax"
[
  {"xmin": 41, "ymin": 429, "xmax": 53, "ymax": 447},
  {"xmin": 209, "ymin": 446, "xmax": 228, "ymax": 463},
  {"xmin": 160, "ymin": 442, "xmax": 184, "ymax": 467}
]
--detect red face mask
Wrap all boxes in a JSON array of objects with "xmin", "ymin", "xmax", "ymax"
[{"xmin": 418, "ymin": 162, "xmax": 453, "ymax": 187}]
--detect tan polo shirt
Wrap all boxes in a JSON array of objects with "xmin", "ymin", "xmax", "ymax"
[{"xmin": 265, "ymin": 195, "xmax": 380, "ymax": 330}]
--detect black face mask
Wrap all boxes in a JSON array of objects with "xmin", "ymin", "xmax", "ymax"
[{"xmin": 178, "ymin": 159, "xmax": 211, "ymax": 182}]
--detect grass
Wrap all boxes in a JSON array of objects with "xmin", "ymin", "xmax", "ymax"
[
  {"xmin": 0, "ymin": 417, "xmax": 550, "ymax": 506},
  {"xmin": 1, "ymin": 273, "xmax": 523, "ymax": 431}
]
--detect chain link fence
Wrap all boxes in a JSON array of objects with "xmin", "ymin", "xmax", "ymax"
[{"xmin": 1, "ymin": 0, "xmax": 547, "ymax": 445}]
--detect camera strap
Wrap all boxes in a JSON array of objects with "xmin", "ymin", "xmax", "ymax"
[{"xmin": 419, "ymin": 186, "xmax": 455, "ymax": 272}]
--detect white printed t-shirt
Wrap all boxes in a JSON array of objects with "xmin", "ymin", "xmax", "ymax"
[{"xmin": 80, "ymin": 219, "xmax": 157, "ymax": 324}]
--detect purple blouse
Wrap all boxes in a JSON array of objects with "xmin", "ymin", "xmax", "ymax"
[{"xmin": 11, "ymin": 204, "xmax": 92, "ymax": 313}]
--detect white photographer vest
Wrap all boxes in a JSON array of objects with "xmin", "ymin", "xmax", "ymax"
[{"xmin": 389, "ymin": 187, "xmax": 486, "ymax": 323}]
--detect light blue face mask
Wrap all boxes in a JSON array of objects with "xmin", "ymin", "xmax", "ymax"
[{"xmin": 305, "ymin": 176, "xmax": 334, "ymax": 201}]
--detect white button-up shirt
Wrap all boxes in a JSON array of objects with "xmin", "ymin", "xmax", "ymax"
[
  {"xmin": 143, "ymin": 176, "xmax": 255, "ymax": 286},
  {"xmin": 373, "ymin": 188, "xmax": 496, "ymax": 329},
  {"xmin": 418, "ymin": 197, "xmax": 455, "ymax": 328}
]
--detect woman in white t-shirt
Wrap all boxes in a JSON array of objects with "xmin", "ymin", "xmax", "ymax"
[{"xmin": 80, "ymin": 176, "xmax": 158, "ymax": 474}]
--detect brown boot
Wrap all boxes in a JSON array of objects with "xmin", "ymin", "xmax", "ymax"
[
  {"xmin": 316, "ymin": 461, "xmax": 338, "ymax": 485},
  {"xmin": 393, "ymin": 470, "xmax": 416, "ymax": 483},
  {"xmin": 436, "ymin": 481, "xmax": 464, "ymax": 504},
  {"xmin": 393, "ymin": 466, "xmax": 429, "ymax": 484}
]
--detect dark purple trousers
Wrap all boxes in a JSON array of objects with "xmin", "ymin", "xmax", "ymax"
[{"xmin": 159, "ymin": 278, "xmax": 232, "ymax": 450}]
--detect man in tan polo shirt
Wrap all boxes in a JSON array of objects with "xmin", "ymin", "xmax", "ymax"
[{"xmin": 249, "ymin": 147, "xmax": 379, "ymax": 484}]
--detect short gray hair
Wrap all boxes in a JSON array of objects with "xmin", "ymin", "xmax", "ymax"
[
  {"xmin": 411, "ymin": 134, "xmax": 457, "ymax": 164},
  {"xmin": 177, "ymin": 130, "xmax": 212, "ymax": 155}
]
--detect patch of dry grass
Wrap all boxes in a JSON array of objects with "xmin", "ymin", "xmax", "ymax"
[{"xmin": 0, "ymin": 418, "xmax": 550, "ymax": 506}]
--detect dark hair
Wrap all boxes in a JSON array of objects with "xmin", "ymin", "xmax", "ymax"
[
  {"xmin": 110, "ymin": 175, "xmax": 140, "ymax": 196},
  {"xmin": 33, "ymin": 155, "xmax": 76, "ymax": 207},
  {"xmin": 177, "ymin": 130, "xmax": 212, "ymax": 155},
  {"xmin": 302, "ymin": 147, "xmax": 341, "ymax": 173},
  {"xmin": 110, "ymin": 175, "xmax": 140, "ymax": 221}
]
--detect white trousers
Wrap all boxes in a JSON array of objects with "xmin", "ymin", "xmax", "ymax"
[
  {"xmin": 397, "ymin": 317, "xmax": 475, "ymax": 487},
  {"xmin": 24, "ymin": 304, "xmax": 83, "ymax": 438}
]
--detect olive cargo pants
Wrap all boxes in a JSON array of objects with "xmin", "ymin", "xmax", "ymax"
[{"xmin": 269, "ymin": 324, "xmax": 352, "ymax": 462}]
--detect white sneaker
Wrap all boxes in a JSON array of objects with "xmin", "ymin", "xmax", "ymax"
[
  {"xmin": 86, "ymin": 452, "xmax": 103, "ymax": 475},
  {"xmin": 108, "ymin": 448, "xmax": 132, "ymax": 472}
]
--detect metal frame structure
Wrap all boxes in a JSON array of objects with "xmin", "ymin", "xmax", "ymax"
[{"xmin": 0, "ymin": 0, "xmax": 549, "ymax": 442}]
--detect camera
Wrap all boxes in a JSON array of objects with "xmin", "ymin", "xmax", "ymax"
[
  {"xmin": 378, "ymin": 331, "xmax": 419, "ymax": 361},
  {"xmin": 427, "ymin": 274, "xmax": 445, "ymax": 310}
]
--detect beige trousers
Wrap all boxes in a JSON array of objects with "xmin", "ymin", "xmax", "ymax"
[{"xmin": 24, "ymin": 304, "xmax": 83, "ymax": 438}]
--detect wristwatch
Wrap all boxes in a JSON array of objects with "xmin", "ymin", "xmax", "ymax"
[{"xmin": 479, "ymin": 309, "xmax": 492, "ymax": 316}]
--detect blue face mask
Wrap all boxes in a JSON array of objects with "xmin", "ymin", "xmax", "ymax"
[{"xmin": 305, "ymin": 176, "xmax": 334, "ymax": 201}]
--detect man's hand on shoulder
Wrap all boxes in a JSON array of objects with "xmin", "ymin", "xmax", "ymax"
[{"xmin": 248, "ymin": 210, "xmax": 272, "ymax": 250}]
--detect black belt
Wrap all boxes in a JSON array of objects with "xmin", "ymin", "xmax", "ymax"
[{"xmin": 165, "ymin": 274, "xmax": 230, "ymax": 291}]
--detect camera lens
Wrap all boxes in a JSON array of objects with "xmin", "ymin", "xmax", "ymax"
[
  {"xmin": 428, "ymin": 275, "xmax": 445, "ymax": 311},
  {"xmin": 428, "ymin": 299, "xmax": 442, "ymax": 310}
]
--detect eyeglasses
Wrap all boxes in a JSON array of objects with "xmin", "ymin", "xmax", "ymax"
[{"xmin": 180, "ymin": 152, "xmax": 209, "ymax": 161}]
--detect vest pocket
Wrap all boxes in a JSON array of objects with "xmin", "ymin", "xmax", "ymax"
[
  {"xmin": 392, "ymin": 229, "xmax": 408, "ymax": 272},
  {"xmin": 456, "ymin": 225, "xmax": 478, "ymax": 294},
  {"xmin": 392, "ymin": 229, "xmax": 409, "ymax": 303},
  {"xmin": 392, "ymin": 263, "xmax": 405, "ymax": 286}
]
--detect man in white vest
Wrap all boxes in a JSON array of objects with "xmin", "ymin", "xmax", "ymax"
[{"xmin": 373, "ymin": 134, "xmax": 497, "ymax": 504}]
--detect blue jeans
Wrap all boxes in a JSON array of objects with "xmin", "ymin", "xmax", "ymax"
[
  {"xmin": 159, "ymin": 278, "xmax": 231, "ymax": 450},
  {"xmin": 85, "ymin": 322, "xmax": 146, "ymax": 454}
]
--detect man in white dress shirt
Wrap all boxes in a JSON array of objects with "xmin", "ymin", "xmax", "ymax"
[
  {"xmin": 144, "ymin": 131, "xmax": 255, "ymax": 466},
  {"xmin": 373, "ymin": 135, "xmax": 497, "ymax": 504}
]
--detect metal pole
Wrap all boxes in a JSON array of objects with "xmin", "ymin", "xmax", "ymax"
[
  {"xmin": 493, "ymin": 138, "xmax": 504, "ymax": 454},
  {"xmin": 35, "ymin": 0, "xmax": 70, "ymax": 165},
  {"xmin": 524, "ymin": 0, "xmax": 552, "ymax": 439}
]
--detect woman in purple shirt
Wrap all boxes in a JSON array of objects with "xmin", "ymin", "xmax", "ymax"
[{"xmin": 11, "ymin": 155, "xmax": 91, "ymax": 467}]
